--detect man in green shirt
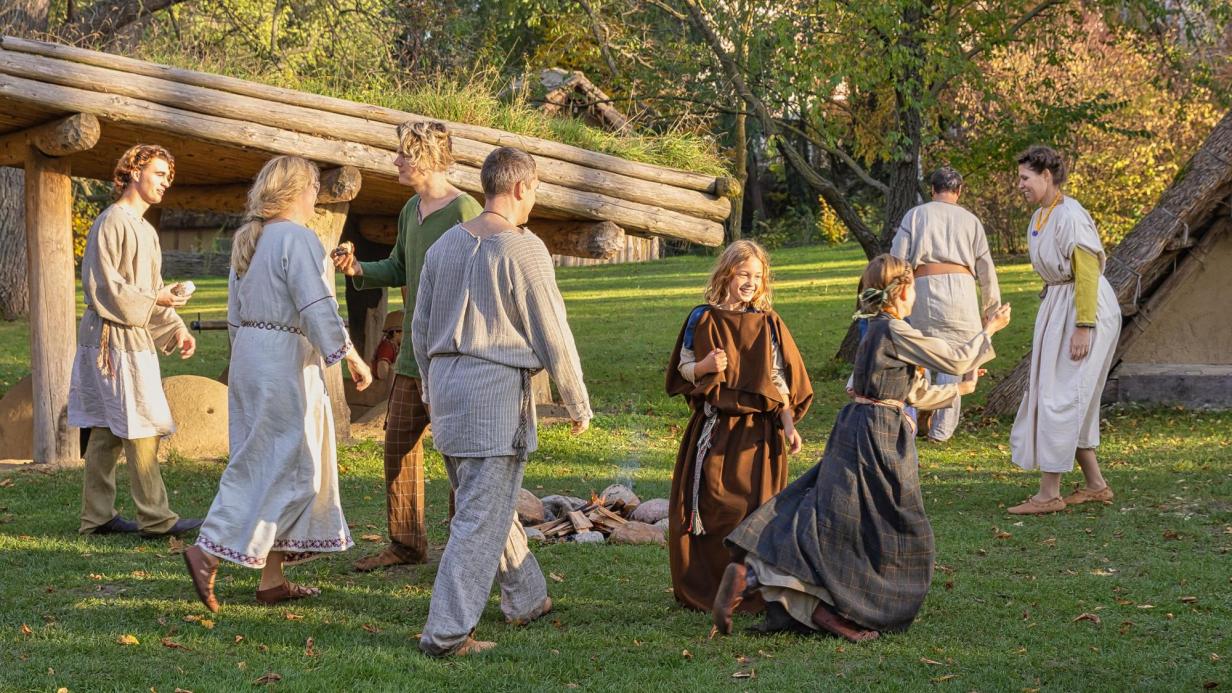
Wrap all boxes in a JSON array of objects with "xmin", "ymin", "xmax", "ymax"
[{"xmin": 334, "ymin": 121, "xmax": 482, "ymax": 571}]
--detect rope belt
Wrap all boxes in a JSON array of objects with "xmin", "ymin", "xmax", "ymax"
[
  {"xmin": 851, "ymin": 394, "xmax": 906, "ymax": 411},
  {"xmin": 688, "ymin": 402, "xmax": 720, "ymax": 536},
  {"xmin": 513, "ymin": 368, "xmax": 534, "ymax": 463},
  {"xmin": 1039, "ymin": 279, "xmax": 1073, "ymax": 299},
  {"xmin": 240, "ymin": 320, "xmax": 304, "ymax": 335}
]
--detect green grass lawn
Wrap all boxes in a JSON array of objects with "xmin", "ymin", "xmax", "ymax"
[{"xmin": 1, "ymin": 244, "xmax": 1230, "ymax": 692}]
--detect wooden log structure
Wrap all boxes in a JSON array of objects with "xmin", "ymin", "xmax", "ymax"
[
  {"xmin": 22, "ymin": 118, "xmax": 96, "ymax": 463},
  {"xmin": 163, "ymin": 164, "xmax": 363, "ymax": 212},
  {"xmin": 0, "ymin": 37, "xmax": 731, "ymax": 245},
  {"xmin": 0, "ymin": 36, "xmax": 733, "ymax": 197},
  {"xmin": 307, "ymin": 198, "xmax": 355, "ymax": 441},
  {"xmin": 0, "ymin": 112, "xmax": 99, "ymax": 166},
  {"xmin": 356, "ymin": 214, "xmax": 627, "ymax": 260}
]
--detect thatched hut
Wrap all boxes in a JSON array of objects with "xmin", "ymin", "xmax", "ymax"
[
  {"xmin": 985, "ymin": 110, "xmax": 1232, "ymax": 413},
  {"xmin": 0, "ymin": 36, "xmax": 733, "ymax": 464}
]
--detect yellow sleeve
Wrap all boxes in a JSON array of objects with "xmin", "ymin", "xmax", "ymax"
[{"xmin": 1073, "ymin": 247, "xmax": 1099, "ymax": 327}]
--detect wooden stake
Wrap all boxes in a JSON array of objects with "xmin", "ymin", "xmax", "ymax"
[{"xmin": 24, "ymin": 146, "xmax": 79, "ymax": 464}]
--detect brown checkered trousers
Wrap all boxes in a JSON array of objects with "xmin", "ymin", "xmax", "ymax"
[
  {"xmin": 383, "ymin": 374, "xmax": 430, "ymax": 561},
  {"xmin": 727, "ymin": 315, "xmax": 934, "ymax": 633}
]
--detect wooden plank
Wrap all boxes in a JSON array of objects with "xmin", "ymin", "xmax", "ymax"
[
  {"xmin": 0, "ymin": 112, "xmax": 98, "ymax": 165},
  {"xmin": 161, "ymin": 165, "xmax": 362, "ymax": 211},
  {"xmin": 0, "ymin": 70, "xmax": 724, "ymax": 245},
  {"xmin": 567, "ymin": 510, "xmax": 593, "ymax": 532},
  {"xmin": 25, "ymin": 146, "xmax": 79, "ymax": 464},
  {"xmin": 306, "ymin": 201, "xmax": 353, "ymax": 441},
  {"xmin": 0, "ymin": 35, "xmax": 732, "ymax": 196}
]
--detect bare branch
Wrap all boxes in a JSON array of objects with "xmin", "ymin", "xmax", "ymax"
[{"xmin": 776, "ymin": 120, "xmax": 889, "ymax": 196}]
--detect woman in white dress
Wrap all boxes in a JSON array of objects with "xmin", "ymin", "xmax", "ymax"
[
  {"xmin": 1007, "ymin": 145, "xmax": 1121, "ymax": 515},
  {"xmin": 184, "ymin": 156, "xmax": 372, "ymax": 611}
]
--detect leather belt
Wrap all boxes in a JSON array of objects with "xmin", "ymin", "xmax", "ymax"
[{"xmin": 914, "ymin": 262, "xmax": 972, "ymax": 278}]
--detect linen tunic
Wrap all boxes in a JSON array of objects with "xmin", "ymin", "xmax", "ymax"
[
  {"xmin": 69, "ymin": 204, "xmax": 186, "ymax": 439},
  {"xmin": 411, "ymin": 225, "xmax": 592, "ymax": 459},
  {"xmin": 1010, "ymin": 197, "xmax": 1121, "ymax": 472},
  {"xmin": 196, "ymin": 222, "xmax": 353, "ymax": 567}
]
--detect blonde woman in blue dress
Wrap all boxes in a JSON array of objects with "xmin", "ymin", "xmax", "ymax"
[{"xmin": 1008, "ymin": 145, "xmax": 1121, "ymax": 515}]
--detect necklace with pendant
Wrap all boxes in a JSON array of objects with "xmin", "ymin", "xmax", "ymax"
[
  {"xmin": 481, "ymin": 209, "xmax": 517, "ymax": 226},
  {"xmin": 1032, "ymin": 193, "xmax": 1063, "ymax": 236}
]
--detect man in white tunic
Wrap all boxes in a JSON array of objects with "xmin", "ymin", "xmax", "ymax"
[
  {"xmin": 414, "ymin": 147, "xmax": 592, "ymax": 657},
  {"xmin": 69, "ymin": 144, "xmax": 202, "ymax": 537},
  {"xmin": 891, "ymin": 166, "xmax": 1001, "ymax": 441}
]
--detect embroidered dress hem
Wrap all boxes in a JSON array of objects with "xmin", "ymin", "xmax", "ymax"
[{"xmin": 197, "ymin": 533, "xmax": 354, "ymax": 569}]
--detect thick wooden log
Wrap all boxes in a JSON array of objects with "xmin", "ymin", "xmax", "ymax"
[
  {"xmin": 0, "ymin": 35, "xmax": 731, "ymax": 197},
  {"xmin": 24, "ymin": 146, "xmax": 79, "ymax": 464},
  {"xmin": 162, "ymin": 166, "xmax": 362, "ymax": 212},
  {"xmin": 0, "ymin": 41, "xmax": 731, "ymax": 221},
  {"xmin": 528, "ymin": 220, "xmax": 625, "ymax": 259},
  {"xmin": 307, "ymin": 201, "xmax": 352, "ymax": 442},
  {"xmin": 0, "ymin": 112, "xmax": 99, "ymax": 165},
  {"xmin": 356, "ymin": 215, "xmax": 627, "ymax": 260},
  {"xmin": 0, "ymin": 71, "xmax": 724, "ymax": 245}
]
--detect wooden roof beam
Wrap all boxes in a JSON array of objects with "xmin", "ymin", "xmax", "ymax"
[
  {"xmin": 161, "ymin": 165, "xmax": 362, "ymax": 212},
  {"xmin": 0, "ymin": 112, "xmax": 99, "ymax": 166}
]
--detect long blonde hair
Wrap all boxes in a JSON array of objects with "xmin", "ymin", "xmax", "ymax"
[
  {"xmin": 231, "ymin": 156, "xmax": 320, "ymax": 276},
  {"xmin": 703, "ymin": 239, "xmax": 773, "ymax": 311}
]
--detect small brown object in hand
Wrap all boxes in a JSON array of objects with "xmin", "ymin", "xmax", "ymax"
[{"xmin": 331, "ymin": 242, "xmax": 354, "ymax": 258}]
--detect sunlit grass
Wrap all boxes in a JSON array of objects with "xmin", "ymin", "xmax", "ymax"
[{"xmin": 1, "ymin": 244, "xmax": 1229, "ymax": 691}]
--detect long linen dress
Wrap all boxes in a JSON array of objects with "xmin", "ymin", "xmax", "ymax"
[
  {"xmin": 726, "ymin": 314, "xmax": 994, "ymax": 633},
  {"xmin": 196, "ymin": 221, "xmax": 354, "ymax": 567},
  {"xmin": 1010, "ymin": 197, "xmax": 1121, "ymax": 472},
  {"xmin": 665, "ymin": 307, "xmax": 813, "ymax": 612},
  {"xmin": 69, "ymin": 204, "xmax": 186, "ymax": 439}
]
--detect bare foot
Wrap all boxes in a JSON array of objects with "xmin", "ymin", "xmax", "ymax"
[
  {"xmin": 711, "ymin": 562, "xmax": 747, "ymax": 635},
  {"xmin": 811, "ymin": 603, "xmax": 880, "ymax": 643}
]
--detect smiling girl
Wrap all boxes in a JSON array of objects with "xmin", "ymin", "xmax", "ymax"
[{"xmin": 665, "ymin": 240, "xmax": 813, "ymax": 612}]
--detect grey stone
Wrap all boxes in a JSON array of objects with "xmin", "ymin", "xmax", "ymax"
[
  {"xmin": 516, "ymin": 488, "xmax": 545, "ymax": 526},
  {"xmin": 609, "ymin": 521, "xmax": 666, "ymax": 545},
  {"xmin": 571, "ymin": 531, "xmax": 605, "ymax": 544},
  {"xmin": 600, "ymin": 484, "xmax": 640, "ymax": 509},
  {"xmin": 629, "ymin": 498, "xmax": 669, "ymax": 524},
  {"xmin": 541, "ymin": 494, "xmax": 587, "ymax": 518},
  {"xmin": 525, "ymin": 528, "xmax": 545, "ymax": 542}
]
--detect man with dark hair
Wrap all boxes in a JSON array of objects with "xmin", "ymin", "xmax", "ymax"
[
  {"xmin": 70, "ymin": 144, "xmax": 202, "ymax": 537},
  {"xmin": 890, "ymin": 166, "xmax": 1001, "ymax": 442},
  {"xmin": 413, "ymin": 146, "xmax": 591, "ymax": 656}
]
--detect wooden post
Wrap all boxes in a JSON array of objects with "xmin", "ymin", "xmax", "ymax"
[
  {"xmin": 308, "ymin": 198, "xmax": 353, "ymax": 442},
  {"xmin": 25, "ymin": 146, "xmax": 79, "ymax": 464}
]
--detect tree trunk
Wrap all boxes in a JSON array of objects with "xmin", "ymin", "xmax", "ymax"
[
  {"xmin": 727, "ymin": 107, "xmax": 746, "ymax": 242},
  {"xmin": 0, "ymin": 0, "xmax": 50, "ymax": 320}
]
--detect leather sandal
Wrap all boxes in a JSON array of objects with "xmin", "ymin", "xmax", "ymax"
[
  {"xmin": 712, "ymin": 562, "xmax": 748, "ymax": 635},
  {"xmin": 1062, "ymin": 485, "xmax": 1114, "ymax": 506},
  {"xmin": 183, "ymin": 545, "xmax": 220, "ymax": 613},
  {"xmin": 255, "ymin": 581, "xmax": 320, "ymax": 604},
  {"xmin": 1007, "ymin": 496, "xmax": 1066, "ymax": 515}
]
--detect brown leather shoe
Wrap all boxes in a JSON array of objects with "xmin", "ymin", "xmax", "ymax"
[
  {"xmin": 1007, "ymin": 496, "xmax": 1066, "ymax": 515},
  {"xmin": 353, "ymin": 547, "xmax": 419, "ymax": 572},
  {"xmin": 255, "ymin": 581, "xmax": 321, "ymax": 604},
  {"xmin": 506, "ymin": 597, "xmax": 553, "ymax": 626},
  {"xmin": 183, "ymin": 545, "xmax": 220, "ymax": 613},
  {"xmin": 1062, "ymin": 485, "xmax": 1114, "ymax": 506},
  {"xmin": 811, "ymin": 603, "xmax": 880, "ymax": 643},
  {"xmin": 420, "ymin": 636, "xmax": 497, "ymax": 658},
  {"xmin": 712, "ymin": 562, "xmax": 748, "ymax": 635}
]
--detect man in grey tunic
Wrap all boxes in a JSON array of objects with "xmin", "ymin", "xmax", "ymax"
[
  {"xmin": 69, "ymin": 144, "xmax": 202, "ymax": 537},
  {"xmin": 890, "ymin": 166, "xmax": 1000, "ymax": 442},
  {"xmin": 413, "ymin": 147, "xmax": 591, "ymax": 657}
]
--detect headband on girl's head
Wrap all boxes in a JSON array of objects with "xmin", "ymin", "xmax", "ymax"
[{"xmin": 851, "ymin": 272, "xmax": 912, "ymax": 321}]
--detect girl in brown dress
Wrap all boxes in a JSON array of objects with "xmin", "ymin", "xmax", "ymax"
[{"xmin": 666, "ymin": 240, "xmax": 813, "ymax": 612}]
